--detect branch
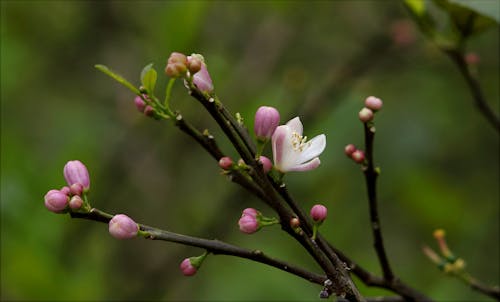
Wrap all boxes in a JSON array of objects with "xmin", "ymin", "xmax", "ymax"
[
  {"xmin": 363, "ymin": 122, "xmax": 394, "ymax": 281},
  {"xmin": 69, "ymin": 208, "xmax": 326, "ymax": 286},
  {"xmin": 187, "ymin": 87, "xmax": 365, "ymax": 302},
  {"xmin": 446, "ymin": 49, "xmax": 500, "ymax": 133}
]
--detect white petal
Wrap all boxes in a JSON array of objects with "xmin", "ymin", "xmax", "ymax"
[
  {"xmin": 287, "ymin": 158, "xmax": 321, "ymax": 172},
  {"xmin": 296, "ymin": 134, "xmax": 326, "ymax": 164},
  {"xmin": 272, "ymin": 125, "xmax": 297, "ymax": 172},
  {"xmin": 286, "ymin": 117, "xmax": 303, "ymax": 136}
]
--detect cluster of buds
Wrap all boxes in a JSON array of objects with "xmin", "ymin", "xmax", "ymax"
[
  {"xmin": 165, "ymin": 52, "xmax": 214, "ymax": 93},
  {"xmin": 344, "ymin": 144, "xmax": 365, "ymax": 164},
  {"xmin": 44, "ymin": 160, "xmax": 91, "ymax": 213},
  {"xmin": 180, "ymin": 252, "xmax": 208, "ymax": 276},
  {"xmin": 310, "ymin": 204, "xmax": 328, "ymax": 240},
  {"xmin": 134, "ymin": 95, "xmax": 155, "ymax": 117},
  {"xmin": 422, "ymin": 229, "xmax": 466, "ymax": 275},
  {"xmin": 238, "ymin": 208, "xmax": 279, "ymax": 234},
  {"xmin": 358, "ymin": 96, "xmax": 383, "ymax": 123}
]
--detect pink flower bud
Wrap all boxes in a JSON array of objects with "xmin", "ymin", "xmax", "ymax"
[
  {"xmin": 44, "ymin": 189, "xmax": 69, "ymax": 213},
  {"xmin": 310, "ymin": 204, "xmax": 327, "ymax": 223},
  {"xmin": 134, "ymin": 96, "xmax": 146, "ymax": 113},
  {"xmin": 180, "ymin": 258, "xmax": 197, "ymax": 276},
  {"xmin": 259, "ymin": 156, "xmax": 273, "ymax": 173},
  {"xmin": 242, "ymin": 208, "xmax": 259, "ymax": 218},
  {"xmin": 187, "ymin": 56, "xmax": 202, "ymax": 74},
  {"xmin": 109, "ymin": 214, "xmax": 139, "ymax": 239},
  {"xmin": 144, "ymin": 105, "xmax": 154, "ymax": 117},
  {"xmin": 364, "ymin": 96, "xmax": 383, "ymax": 111},
  {"xmin": 358, "ymin": 107, "xmax": 374, "ymax": 123},
  {"xmin": 188, "ymin": 54, "xmax": 213, "ymax": 93},
  {"xmin": 165, "ymin": 52, "xmax": 188, "ymax": 78},
  {"xmin": 63, "ymin": 160, "xmax": 90, "ymax": 192},
  {"xmin": 254, "ymin": 106, "xmax": 280, "ymax": 140},
  {"xmin": 344, "ymin": 144, "xmax": 357, "ymax": 157},
  {"xmin": 465, "ymin": 52, "xmax": 480, "ymax": 65},
  {"xmin": 238, "ymin": 214, "xmax": 259, "ymax": 234},
  {"xmin": 390, "ymin": 19, "xmax": 416, "ymax": 47},
  {"xmin": 218, "ymin": 156, "xmax": 233, "ymax": 170},
  {"xmin": 60, "ymin": 186, "xmax": 71, "ymax": 196},
  {"xmin": 70, "ymin": 183, "xmax": 83, "ymax": 196},
  {"xmin": 351, "ymin": 150, "xmax": 365, "ymax": 163},
  {"xmin": 69, "ymin": 195, "xmax": 83, "ymax": 209}
]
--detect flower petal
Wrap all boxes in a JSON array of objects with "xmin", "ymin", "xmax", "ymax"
[
  {"xmin": 272, "ymin": 125, "xmax": 291, "ymax": 171},
  {"xmin": 286, "ymin": 117, "xmax": 303, "ymax": 136},
  {"xmin": 296, "ymin": 134, "xmax": 326, "ymax": 164},
  {"xmin": 287, "ymin": 158, "xmax": 321, "ymax": 172}
]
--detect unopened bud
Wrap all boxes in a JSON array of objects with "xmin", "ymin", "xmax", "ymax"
[
  {"xmin": 165, "ymin": 52, "xmax": 188, "ymax": 78},
  {"xmin": 108, "ymin": 214, "xmax": 139, "ymax": 239},
  {"xmin": 70, "ymin": 183, "xmax": 83, "ymax": 196},
  {"xmin": 259, "ymin": 156, "xmax": 273, "ymax": 173},
  {"xmin": 134, "ymin": 96, "xmax": 146, "ymax": 113},
  {"xmin": 69, "ymin": 195, "xmax": 83, "ymax": 209},
  {"xmin": 254, "ymin": 106, "xmax": 280, "ymax": 140},
  {"xmin": 44, "ymin": 189, "xmax": 69, "ymax": 213},
  {"xmin": 358, "ymin": 107, "xmax": 374, "ymax": 123},
  {"xmin": 310, "ymin": 204, "xmax": 328, "ymax": 223},
  {"xmin": 351, "ymin": 150, "xmax": 365, "ymax": 163},
  {"xmin": 290, "ymin": 217, "xmax": 300, "ymax": 228},
  {"xmin": 344, "ymin": 144, "xmax": 357, "ymax": 157},
  {"xmin": 60, "ymin": 186, "xmax": 71, "ymax": 196},
  {"xmin": 64, "ymin": 160, "xmax": 90, "ymax": 192},
  {"xmin": 238, "ymin": 214, "xmax": 259, "ymax": 234},
  {"xmin": 180, "ymin": 258, "xmax": 197, "ymax": 276},
  {"xmin": 218, "ymin": 157, "xmax": 233, "ymax": 170},
  {"xmin": 144, "ymin": 105, "xmax": 154, "ymax": 117},
  {"xmin": 242, "ymin": 208, "xmax": 260, "ymax": 218},
  {"xmin": 364, "ymin": 96, "xmax": 383, "ymax": 111},
  {"xmin": 187, "ymin": 56, "xmax": 202, "ymax": 74},
  {"xmin": 465, "ymin": 52, "xmax": 480, "ymax": 65},
  {"xmin": 188, "ymin": 54, "xmax": 213, "ymax": 93}
]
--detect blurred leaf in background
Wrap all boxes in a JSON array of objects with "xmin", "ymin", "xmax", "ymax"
[{"xmin": 1, "ymin": 1, "xmax": 498, "ymax": 301}]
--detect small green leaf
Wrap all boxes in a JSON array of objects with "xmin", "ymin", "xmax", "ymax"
[
  {"xmin": 448, "ymin": 0, "xmax": 500, "ymax": 23},
  {"xmin": 433, "ymin": 0, "xmax": 497, "ymax": 36},
  {"xmin": 140, "ymin": 63, "xmax": 157, "ymax": 95},
  {"xmin": 404, "ymin": 0, "xmax": 426, "ymax": 16},
  {"xmin": 95, "ymin": 64, "xmax": 140, "ymax": 95}
]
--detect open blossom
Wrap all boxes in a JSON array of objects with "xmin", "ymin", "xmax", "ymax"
[{"xmin": 271, "ymin": 117, "xmax": 326, "ymax": 172}]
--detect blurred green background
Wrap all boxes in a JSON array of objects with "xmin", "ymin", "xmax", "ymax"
[{"xmin": 1, "ymin": 1, "xmax": 498, "ymax": 301}]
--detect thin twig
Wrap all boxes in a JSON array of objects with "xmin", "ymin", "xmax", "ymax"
[
  {"xmin": 363, "ymin": 122, "xmax": 394, "ymax": 281},
  {"xmin": 446, "ymin": 49, "xmax": 500, "ymax": 133},
  {"xmin": 70, "ymin": 208, "xmax": 326, "ymax": 286}
]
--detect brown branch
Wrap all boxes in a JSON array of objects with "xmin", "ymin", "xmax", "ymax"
[
  {"xmin": 446, "ymin": 49, "xmax": 500, "ymax": 133},
  {"xmin": 69, "ymin": 208, "xmax": 326, "ymax": 286},
  {"xmin": 363, "ymin": 122, "xmax": 394, "ymax": 281}
]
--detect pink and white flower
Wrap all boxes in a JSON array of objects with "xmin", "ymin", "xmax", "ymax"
[{"xmin": 271, "ymin": 117, "xmax": 326, "ymax": 172}]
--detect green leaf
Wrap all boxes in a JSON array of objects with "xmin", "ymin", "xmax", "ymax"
[
  {"xmin": 140, "ymin": 63, "xmax": 157, "ymax": 95},
  {"xmin": 433, "ymin": 0, "xmax": 497, "ymax": 36},
  {"xmin": 448, "ymin": 0, "xmax": 499, "ymax": 23},
  {"xmin": 94, "ymin": 64, "xmax": 140, "ymax": 95},
  {"xmin": 404, "ymin": 0, "xmax": 426, "ymax": 16}
]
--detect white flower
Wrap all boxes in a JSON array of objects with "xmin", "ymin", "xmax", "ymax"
[{"xmin": 272, "ymin": 117, "xmax": 326, "ymax": 172}]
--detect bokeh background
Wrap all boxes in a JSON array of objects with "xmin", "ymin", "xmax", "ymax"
[{"xmin": 1, "ymin": 1, "xmax": 498, "ymax": 301}]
